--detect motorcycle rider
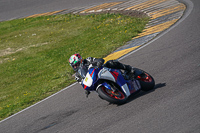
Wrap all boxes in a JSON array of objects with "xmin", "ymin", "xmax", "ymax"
[{"xmin": 69, "ymin": 53, "xmax": 135, "ymax": 97}]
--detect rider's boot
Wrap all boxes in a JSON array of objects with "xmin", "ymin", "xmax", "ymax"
[
  {"xmin": 124, "ymin": 65, "xmax": 135, "ymax": 79},
  {"xmin": 104, "ymin": 60, "xmax": 135, "ymax": 76},
  {"xmin": 124, "ymin": 65, "xmax": 135, "ymax": 74}
]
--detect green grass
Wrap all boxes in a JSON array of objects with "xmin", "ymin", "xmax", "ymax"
[{"xmin": 0, "ymin": 13, "xmax": 149, "ymax": 120}]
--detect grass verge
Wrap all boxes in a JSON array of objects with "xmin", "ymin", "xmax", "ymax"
[{"xmin": 0, "ymin": 13, "xmax": 149, "ymax": 120}]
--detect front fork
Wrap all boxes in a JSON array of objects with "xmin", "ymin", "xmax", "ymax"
[
  {"xmin": 97, "ymin": 82, "xmax": 116, "ymax": 92},
  {"xmin": 97, "ymin": 82, "xmax": 131, "ymax": 97}
]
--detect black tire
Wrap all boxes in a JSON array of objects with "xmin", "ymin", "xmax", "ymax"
[
  {"xmin": 97, "ymin": 84, "xmax": 127, "ymax": 104},
  {"xmin": 134, "ymin": 68, "xmax": 155, "ymax": 91}
]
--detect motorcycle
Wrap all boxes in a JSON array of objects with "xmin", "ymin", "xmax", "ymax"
[{"xmin": 78, "ymin": 64, "xmax": 155, "ymax": 104}]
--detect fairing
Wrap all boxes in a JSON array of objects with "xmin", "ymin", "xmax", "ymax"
[
  {"xmin": 81, "ymin": 67, "xmax": 100, "ymax": 90},
  {"xmin": 98, "ymin": 68, "xmax": 127, "ymax": 86},
  {"xmin": 81, "ymin": 66, "xmax": 140, "ymax": 97}
]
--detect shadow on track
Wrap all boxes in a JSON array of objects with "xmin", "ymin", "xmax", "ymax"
[{"xmin": 124, "ymin": 83, "xmax": 166, "ymax": 105}]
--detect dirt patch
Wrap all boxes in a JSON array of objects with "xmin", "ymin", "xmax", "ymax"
[
  {"xmin": 0, "ymin": 48, "xmax": 15, "ymax": 57},
  {"xmin": 0, "ymin": 42, "xmax": 48, "ymax": 57}
]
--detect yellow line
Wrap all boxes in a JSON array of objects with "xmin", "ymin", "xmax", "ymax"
[
  {"xmin": 133, "ymin": 19, "xmax": 178, "ymax": 39},
  {"xmin": 102, "ymin": 2, "xmax": 122, "ymax": 9},
  {"xmin": 88, "ymin": 3, "xmax": 111, "ymax": 11},
  {"xmin": 150, "ymin": 3, "xmax": 186, "ymax": 19},
  {"xmin": 103, "ymin": 46, "xmax": 140, "ymax": 62},
  {"xmin": 26, "ymin": 9, "xmax": 66, "ymax": 18},
  {"xmin": 80, "ymin": 3, "xmax": 109, "ymax": 13},
  {"xmin": 125, "ymin": 0, "xmax": 168, "ymax": 10},
  {"xmin": 80, "ymin": 2, "xmax": 123, "ymax": 13}
]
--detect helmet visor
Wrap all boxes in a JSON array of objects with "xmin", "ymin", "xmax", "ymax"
[{"xmin": 71, "ymin": 61, "xmax": 80, "ymax": 70}]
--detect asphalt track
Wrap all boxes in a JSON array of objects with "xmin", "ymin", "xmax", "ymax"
[{"xmin": 0, "ymin": 0, "xmax": 200, "ymax": 133}]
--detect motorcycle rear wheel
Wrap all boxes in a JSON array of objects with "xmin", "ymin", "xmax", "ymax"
[
  {"xmin": 97, "ymin": 85, "xmax": 127, "ymax": 104},
  {"xmin": 134, "ymin": 68, "xmax": 155, "ymax": 91}
]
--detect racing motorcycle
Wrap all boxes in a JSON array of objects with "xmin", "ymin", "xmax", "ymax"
[{"xmin": 78, "ymin": 64, "xmax": 155, "ymax": 104}]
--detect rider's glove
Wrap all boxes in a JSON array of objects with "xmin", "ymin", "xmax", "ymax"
[
  {"xmin": 85, "ymin": 90, "xmax": 90, "ymax": 98},
  {"xmin": 75, "ymin": 73, "xmax": 82, "ymax": 84},
  {"xmin": 86, "ymin": 57, "xmax": 94, "ymax": 64}
]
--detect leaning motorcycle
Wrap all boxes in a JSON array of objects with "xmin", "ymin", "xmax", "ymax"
[{"xmin": 78, "ymin": 64, "xmax": 155, "ymax": 104}]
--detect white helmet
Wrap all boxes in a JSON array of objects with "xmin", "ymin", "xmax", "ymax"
[{"xmin": 69, "ymin": 53, "xmax": 83, "ymax": 71}]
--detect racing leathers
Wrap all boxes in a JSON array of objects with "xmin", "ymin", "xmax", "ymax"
[{"xmin": 74, "ymin": 57, "xmax": 134, "ymax": 85}]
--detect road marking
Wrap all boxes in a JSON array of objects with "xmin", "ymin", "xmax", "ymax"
[
  {"xmin": 80, "ymin": 2, "xmax": 123, "ymax": 13},
  {"xmin": 125, "ymin": 0, "xmax": 168, "ymax": 10},
  {"xmin": 103, "ymin": 46, "xmax": 140, "ymax": 62},
  {"xmin": 149, "ymin": 3, "xmax": 186, "ymax": 19},
  {"xmin": 26, "ymin": 9, "xmax": 67, "ymax": 18},
  {"xmin": 133, "ymin": 19, "xmax": 178, "ymax": 39}
]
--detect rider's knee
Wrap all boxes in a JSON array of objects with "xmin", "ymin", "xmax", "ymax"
[{"xmin": 105, "ymin": 60, "xmax": 114, "ymax": 67}]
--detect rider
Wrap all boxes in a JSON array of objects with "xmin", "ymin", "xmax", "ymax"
[{"xmin": 69, "ymin": 53, "xmax": 135, "ymax": 97}]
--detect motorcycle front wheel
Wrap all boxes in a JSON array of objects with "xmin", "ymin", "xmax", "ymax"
[{"xmin": 97, "ymin": 85, "xmax": 127, "ymax": 104}]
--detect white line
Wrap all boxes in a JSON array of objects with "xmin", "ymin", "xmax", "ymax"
[{"xmin": 0, "ymin": 82, "xmax": 77, "ymax": 123}]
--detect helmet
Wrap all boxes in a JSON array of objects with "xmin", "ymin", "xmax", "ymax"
[{"xmin": 69, "ymin": 53, "xmax": 83, "ymax": 71}]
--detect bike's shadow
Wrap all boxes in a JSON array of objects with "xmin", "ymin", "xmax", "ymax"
[{"xmin": 124, "ymin": 83, "xmax": 166, "ymax": 105}]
